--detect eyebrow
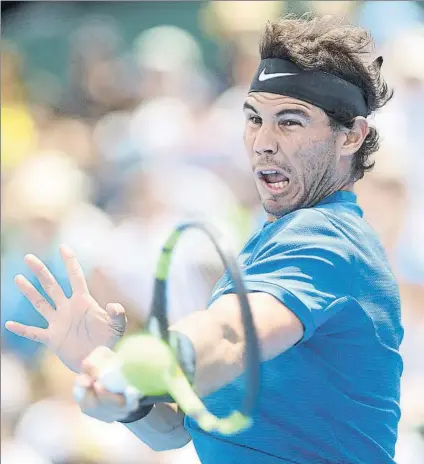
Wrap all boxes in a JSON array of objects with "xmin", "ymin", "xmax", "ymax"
[{"xmin": 243, "ymin": 102, "xmax": 312, "ymax": 122}]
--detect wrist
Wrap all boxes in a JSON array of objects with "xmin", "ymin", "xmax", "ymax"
[{"xmin": 117, "ymin": 401, "xmax": 154, "ymax": 423}]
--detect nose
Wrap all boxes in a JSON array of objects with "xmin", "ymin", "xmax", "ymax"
[{"xmin": 253, "ymin": 126, "xmax": 278, "ymax": 156}]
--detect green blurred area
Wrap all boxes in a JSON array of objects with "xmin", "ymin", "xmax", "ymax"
[
  {"xmin": 4, "ymin": 0, "xmax": 424, "ymax": 89},
  {"xmin": 2, "ymin": 1, "xmax": 314, "ymax": 85},
  {"xmin": 2, "ymin": 2, "xmax": 219, "ymax": 82}
]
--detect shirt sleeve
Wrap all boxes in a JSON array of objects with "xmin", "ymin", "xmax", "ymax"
[{"xmin": 230, "ymin": 210, "xmax": 354, "ymax": 343}]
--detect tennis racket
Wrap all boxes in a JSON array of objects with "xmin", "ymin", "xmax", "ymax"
[{"xmin": 101, "ymin": 221, "xmax": 261, "ymax": 435}]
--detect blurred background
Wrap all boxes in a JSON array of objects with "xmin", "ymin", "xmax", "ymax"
[{"xmin": 1, "ymin": 1, "xmax": 423, "ymax": 463}]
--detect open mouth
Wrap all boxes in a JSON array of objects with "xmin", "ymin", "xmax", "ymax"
[{"xmin": 256, "ymin": 169, "xmax": 290, "ymax": 194}]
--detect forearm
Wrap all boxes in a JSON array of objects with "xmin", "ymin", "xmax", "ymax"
[
  {"xmin": 170, "ymin": 293, "xmax": 303, "ymax": 398},
  {"xmin": 170, "ymin": 301, "xmax": 245, "ymax": 398},
  {"xmin": 124, "ymin": 403, "xmax": 191, "ymax": 451}
]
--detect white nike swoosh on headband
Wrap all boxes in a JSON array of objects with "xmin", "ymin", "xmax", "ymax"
[{"xmin": 258, "ymin": 69, "xmax": 297, "ymax": 81}]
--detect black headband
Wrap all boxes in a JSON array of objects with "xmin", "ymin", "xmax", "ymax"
[{"xmin": 249, "ymin": 58, "xmax": 369, "ymax": 121}]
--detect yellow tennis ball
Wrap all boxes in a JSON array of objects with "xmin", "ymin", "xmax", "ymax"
[{"xmin": 115, "ymin": 334, "xmax": 177, "ymax": 396}]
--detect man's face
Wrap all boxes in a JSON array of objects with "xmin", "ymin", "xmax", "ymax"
[{"xmin": 243, "ymin": 92, "xmax": 349, "ymax": 218}]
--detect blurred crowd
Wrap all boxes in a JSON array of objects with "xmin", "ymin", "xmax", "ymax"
[{"xmin": 1, "ymin": 2, "xmax": 424, "ymax": 463}]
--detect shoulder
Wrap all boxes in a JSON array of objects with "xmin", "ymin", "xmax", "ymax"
[{"xmin": 242, "ymin": 208, "xmax": 364, "ymax": 280}]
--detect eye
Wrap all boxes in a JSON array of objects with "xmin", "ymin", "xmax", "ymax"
[
  {"xmin": 279, "ymin": 119, "xmax": 302, "ymax": 127},
  {"xmin": 248, "ymin": 115, "xmax": 262, "ymax": 125}
]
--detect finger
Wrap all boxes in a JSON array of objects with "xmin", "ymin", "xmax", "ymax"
[
  {"xmin": 5, "ymin": 321, "xmax": 48, "ymax": 344},
  {"xmin": 77, "ymin": 384, "xmax": 120, "ymax": 423},
  {"xmin": 73, "ymin": 374, "xmax": 94, "ymax": 403},
  {"xmin": 105, "ymin": 303, "xmax": 127, "ymax": 336},
  {"xmin": 76, "ymin": 373, "xmax": 95, "ymax": 389},
  {"xmin": 14, "ymin": 275, "xmax": 55, "ymax": 321},
  {"xmin": 24, "ymin": 254, "xmax": 66, "ymax": 306},
  {"xmin": 59, "ymin": 244, "xmax": 89, "ymax": 295},
  {"xmin": 81, "ymin": 346, "xmax": 116, "ymax": 378},
  {"xmin": 93, "ymin": 381, "xmax": 126, "ymax": 408},
  {"xmin": 78, "ymin": 385, "xmax": 100, "ymax": 410}
]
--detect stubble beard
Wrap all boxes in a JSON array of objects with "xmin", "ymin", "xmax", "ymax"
[{"xmin": 259, "ymin": 134, "xmax": 346, "ymax": 218}]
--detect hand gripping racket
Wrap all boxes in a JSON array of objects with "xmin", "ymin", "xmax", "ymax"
[{"xmin": 101, "ymin": 222, "xmax": 261, "ymax": 435}]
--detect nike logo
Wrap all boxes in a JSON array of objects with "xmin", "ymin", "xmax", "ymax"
[{"xmin": 258, "ymin": 69, "xmax": 297, "ymax": 81}]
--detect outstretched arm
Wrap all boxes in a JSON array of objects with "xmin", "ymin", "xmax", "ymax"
[
  {"xmin": 170, "ymin": 292, "xmax": 303, "ymax": 398},
  {"xmin": 74, "ymin": 291, "xmax": 303, "ymax": 452}
]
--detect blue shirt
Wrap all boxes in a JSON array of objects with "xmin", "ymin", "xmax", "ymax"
[{"xmin": 185, "ymin": 191, "xmax": 403, "ymax": 464}]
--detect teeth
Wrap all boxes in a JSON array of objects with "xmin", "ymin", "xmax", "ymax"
[
  {"xmin": 261, "ymin": 170, "xmax": 278, "ymax": 174},
  {"xmin": 269, "ymin": 180, "xmax": 289, "ymax": 189}
]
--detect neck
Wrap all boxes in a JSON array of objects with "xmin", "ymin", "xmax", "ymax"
[
  {"xmin": 341, "ymin": 182, "xmax": 354, "ymax": 192},
  {"xmin": 266, "ymin": 184, "xmax": 355, "ymax": 223}
]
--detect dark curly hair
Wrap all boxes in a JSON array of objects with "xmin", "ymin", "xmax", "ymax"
[{"xmin": 259, "ymin": 14, "xmax": 393, "ymax": 181}]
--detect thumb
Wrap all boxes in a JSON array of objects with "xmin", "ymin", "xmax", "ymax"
[{"xmin": 105, "ymin": 303, "xmax": 127, "ymax": 333}]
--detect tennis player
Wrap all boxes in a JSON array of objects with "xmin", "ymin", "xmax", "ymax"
[{"xmin": 6, "ymin": 15, "xmax": 403, "ymax": 464}]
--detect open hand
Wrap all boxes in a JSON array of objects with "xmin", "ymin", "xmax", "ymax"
[{"xmin": 5, "ymin": 245, "xmax": 127, "ymax": 372}]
